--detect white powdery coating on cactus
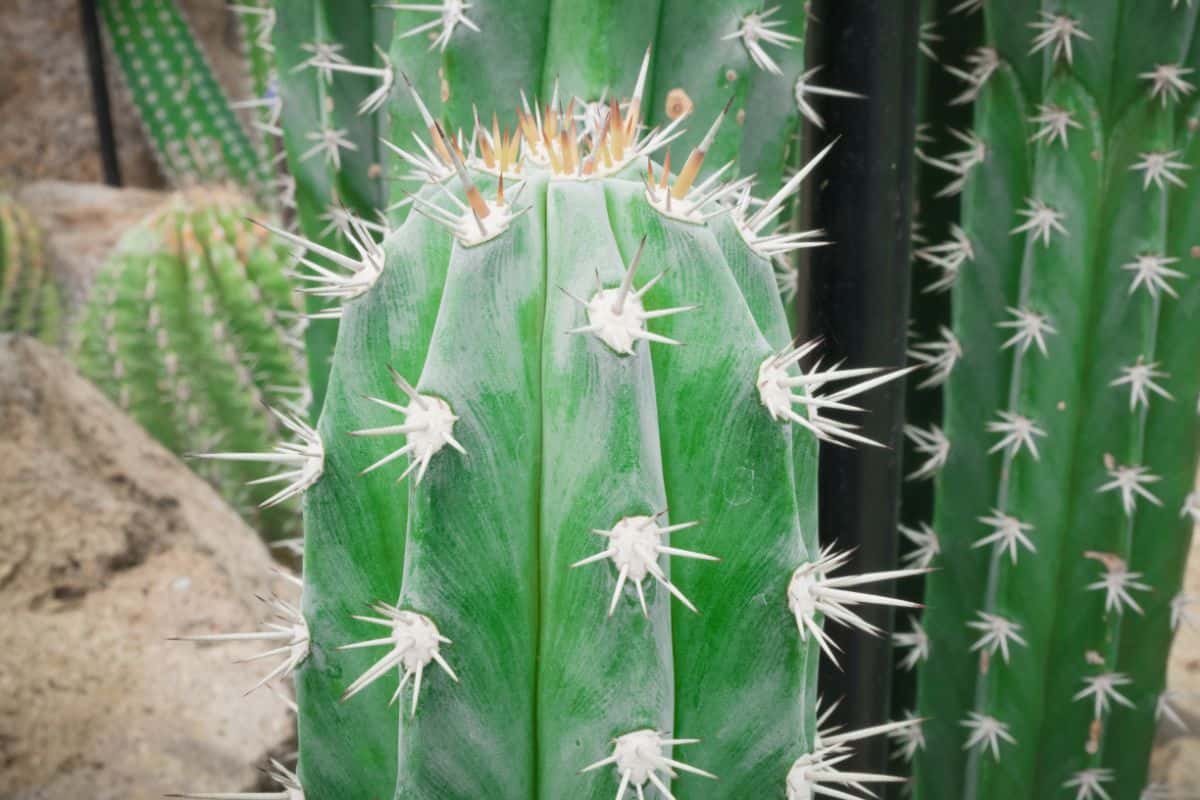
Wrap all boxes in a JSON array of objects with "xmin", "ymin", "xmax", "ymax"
[
  {"xmin": 571, "ymin": 514, "xmax": 716, "ymax": 617},
  {"xmin": 581, "ymin": 729, "xmax": 716, "ymax": 799},
  {"xmin": 191, "ymin": 408, "xmax": 325, "ymax": 507},
  {"xmin": 788, "ymin": 546, "xmax": 926, "ymax": 667},
  {"xmin": 353, "ymin": 367, "xmax": 466, "ymax": 484},
  {"xmin": 339, "ymin": 605, "xmax": 457, "ymax": 716}
]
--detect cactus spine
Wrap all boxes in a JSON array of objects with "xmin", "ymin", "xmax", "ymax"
[
  {"xmin": 74, "ymin": 189, "xmax": 306, "ymax": 538},
  {"xmin": 910, "ymin": 3, "xmax": 1200, "ymax": 798},
  {"xmin": 170, "ymin": 49, "xmax": 926, "ymax": 798},
  {"xmin": 0, "ymin": 195, "xmax": 62, "ymax": 345}
]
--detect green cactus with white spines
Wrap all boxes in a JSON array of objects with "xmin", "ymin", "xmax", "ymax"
[
  {"xmin": 99, "ymin": 0, "xmax": 274, "ymax": 199},
  {"xmin": 907, "ymin": 2, "xmax": 1200, "ymax": 798},
  {"xmin": 0, "ymin": 195, "xmax": 62, "ymax": 346},
  {"xmin": 170, "ymin": 57, "xmax": 929, "ymax": 799},
  {"xmin": 74, "ymin": 188, "xmax": 307, "ymax": 539}
]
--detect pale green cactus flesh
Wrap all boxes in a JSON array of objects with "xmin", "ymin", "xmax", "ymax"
[
  {"xmin": 99, "ymin": 0, "xmax": 273, "ymax": 197},
  {"xmin": 910, "ymin": 3, "xmax": 1200, "ymax": 798},
  {"xmin": 169, "ymin": 62, "xmax": 924, "ymax": 799},
  {"xmin": 73, "ymin": 189, "xmax": 306, "ymax": 539},
  {"xmin": 0, "ymin": 195, "xmax": 61, "ymax": 346}
]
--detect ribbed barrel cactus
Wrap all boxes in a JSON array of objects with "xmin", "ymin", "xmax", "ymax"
[
  {"xmin": 906, "ymin": 2, "xmax": 1200, "ymax": 798},
  {"xmin": 0, "ymin": 194, "xmax": 61, "ymax": 345},
  {"xmin": 172, "ymin": 59, "xmax": 927, "ymax": 800},
  {"xmin": 74, "ymin": 188, "xmax": 306, "ymax": 538}
]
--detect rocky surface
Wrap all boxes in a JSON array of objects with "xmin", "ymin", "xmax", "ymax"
[
  {"xmin": 0, "ymin": 0, "xmax": 247, "ymax": 189},
  {"xmin": 1151, "ymin": 520, "xmax": 1200, "ymax": 796},
  {"xmin": 0, "ymin": 335, "xmax": 293, "ymax": 800}
]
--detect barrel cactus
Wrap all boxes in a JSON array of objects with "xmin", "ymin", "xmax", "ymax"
[
  {"xmin": 0, "ymin": 194, "xmax": 62, "ymax": 345},
  {"xmin": 908, "ymin": 2, "xmax": 1200, "ymax": 798},
  {"xmin": 74, "ymin": 188, "xmax": 306, "ymax": 538},
  {"xmin": 170, "ymin": 54, "xmax": 928, "ymax": 798}
]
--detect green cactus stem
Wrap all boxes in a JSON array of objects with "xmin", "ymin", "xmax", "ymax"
[
  {"xmin": 911, "ymin": 3, "xmax": 1200, "ymax": 798},
  {"xmin": 98, "ymin": 0, "xmax": 273, "ymax": 199},
  {"xmin": 74, "ymin": 188, "xmax": 307, "ymax": 539},
  {"xmin": 0, "ymin": 195, "xmax": 62, "ymax": 346},
  {"xmin": 170, "ymin": 63, "xmax": 926, "ymax": 800}
]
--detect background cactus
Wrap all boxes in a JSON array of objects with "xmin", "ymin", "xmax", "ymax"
[
  {"xmin": 0, "ymin": 194, "xmax": 62, "ymax": 345},
  {"xmin": 909, "ymin": 3, "xmax": 1200, "ymax": 798},
  {"xmin": 98, "ymin": 0, "xmax": 274, "ymax": 199},
  {"xmin": 73, "ymin": 188, "xmax": 306, "ymax": 539},
  {"xmin": 172, "ymin": 58, "xmax": 929, "ymax": 800}
]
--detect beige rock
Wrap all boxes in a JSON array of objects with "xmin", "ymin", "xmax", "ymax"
[{"xmin": 0, "ymin": 336, "xmax": 293, "ymax": 799}]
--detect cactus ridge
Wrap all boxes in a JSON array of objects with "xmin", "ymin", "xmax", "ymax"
[
  {"xmin": 73, "ymin": 188, "xmax": 307, "ymax": 539},
  {"xmin": 0, "ymin": 195, "xmax": 62, "ymax": 345},
  {"xmin": 910, "ymin": 3, "xmax": 1200, "ymax": 798},
  {"xmin": 168, "ymin": 53, "xmax": 928, "ymax": 800}
]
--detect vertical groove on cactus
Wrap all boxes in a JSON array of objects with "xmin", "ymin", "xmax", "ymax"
[{"xmin": 913, "ymin": 3, "xmax": 1200, "ymax": 798}]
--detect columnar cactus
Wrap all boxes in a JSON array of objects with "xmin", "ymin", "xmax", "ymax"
[
  {"xmin": 260, "ymin": 0, "xmax": 844, "ymax": 406},
  {"xmin": 99, "ymin": 0, "xmax": 273, "ymax": 197},
  {"xmin": 909, "ymin": 3, "xmax": 1200, "ymax": 798},
  {"xmin": 74, "ymin": 188, "xmax": 306, "ymax": 538},
  {"xmin": 172, "ymin": 61, "xmax": 927, "ymax": 800},
  {"xmin": 0, "ymin": 195, "xmax": 62, "ymax": 345}
]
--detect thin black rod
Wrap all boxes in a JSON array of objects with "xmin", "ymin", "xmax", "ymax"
[
  {"xmin": 804, "ymin": 0, "xmax": 921, "ymax": 774},
  {"xmin": 79, "ymin": 0, "xmax": 122, "ymax": 186}
]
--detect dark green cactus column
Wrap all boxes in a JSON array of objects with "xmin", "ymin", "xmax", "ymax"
[{"xmin": 913, "ymin": 4, "xmax": 1200, "ymax": 798}]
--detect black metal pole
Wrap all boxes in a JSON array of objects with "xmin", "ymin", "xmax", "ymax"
[
  {"xmin": 79, "ymin": 0, "xmax": 122, "ymax": 186},
  {"xmin": 804, "ymin": 0, "xmax": 920, "ymax": 774}
]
